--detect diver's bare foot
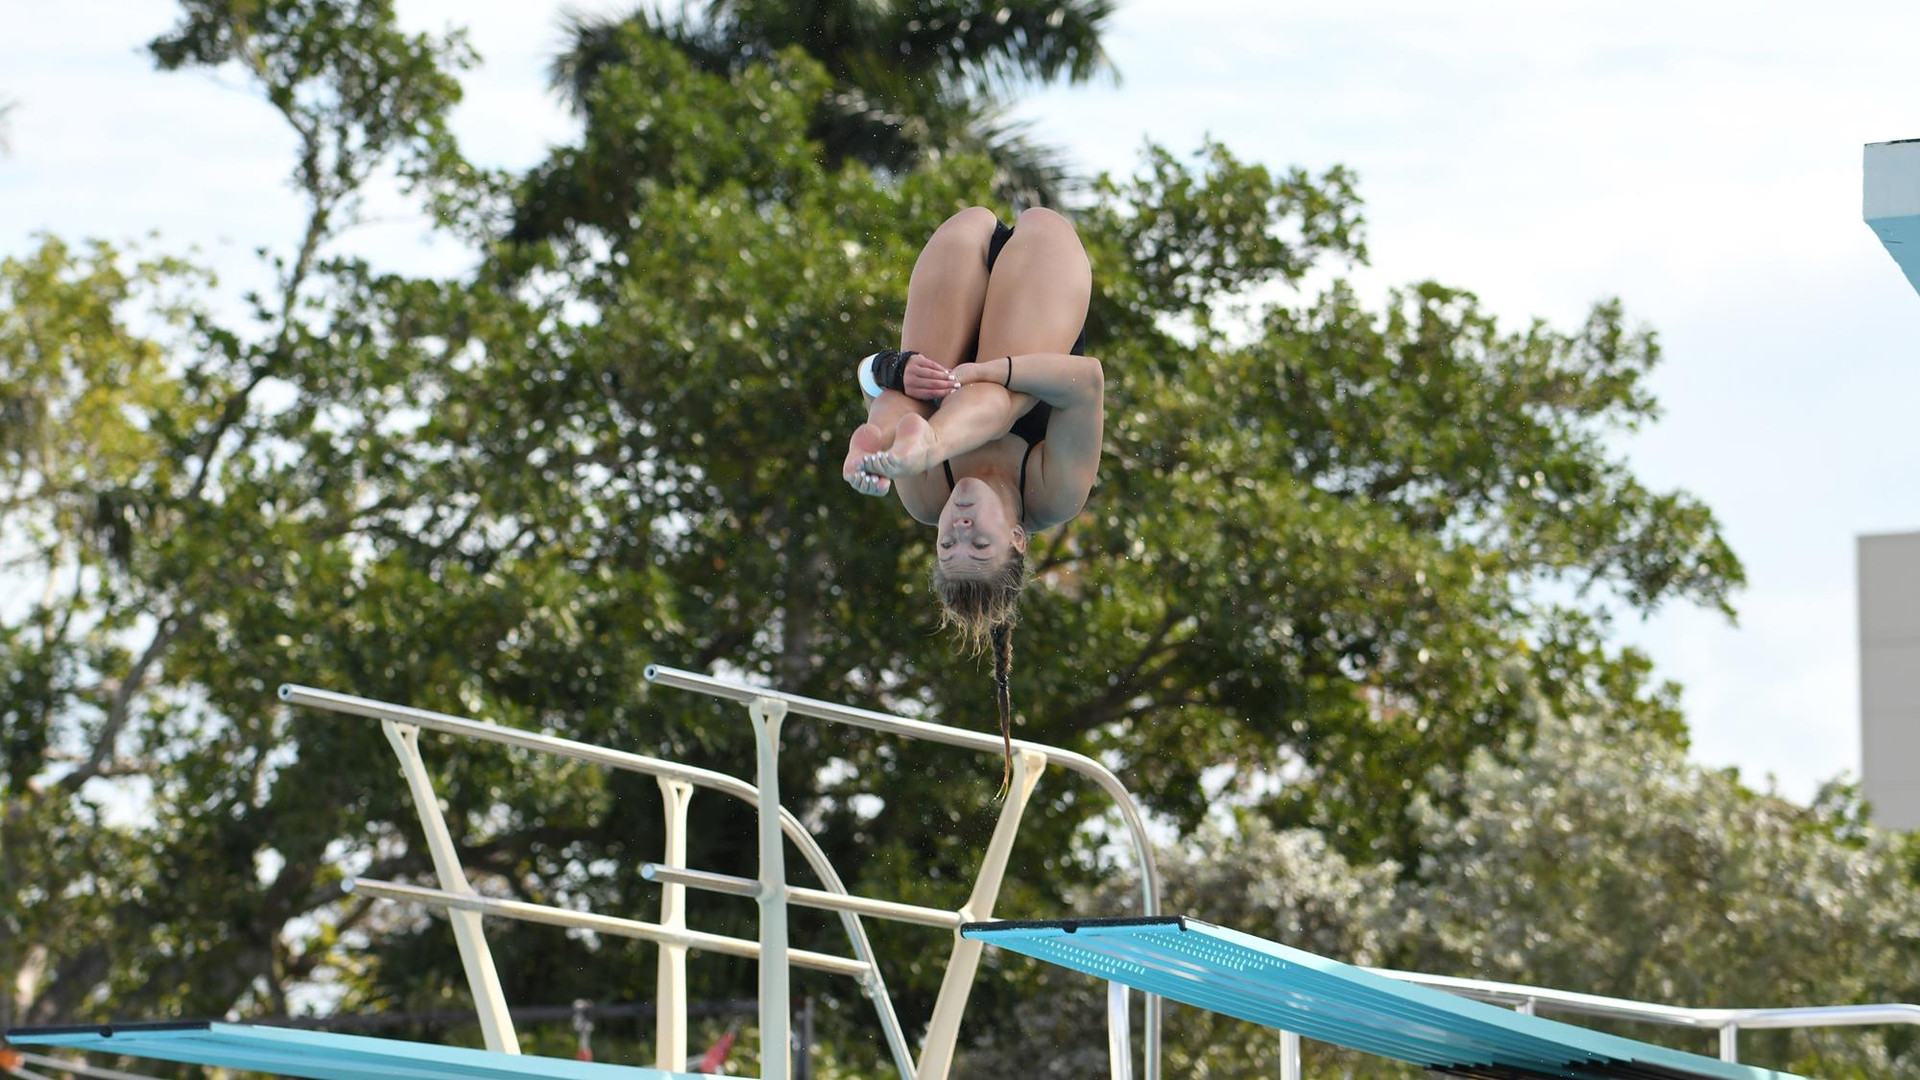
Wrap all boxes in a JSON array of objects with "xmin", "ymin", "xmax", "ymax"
[
  {"xmin": 843, "ymin": 423, "xmax": 892, "ymax": 497},
  {"xmin": 862, "ymin": 414, "xmax": 941, "ymax": 477}
]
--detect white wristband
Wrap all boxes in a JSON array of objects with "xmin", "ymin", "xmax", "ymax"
[{"xmin": 856, "ymin": 353, "xmax": 886, "ymax": 399}]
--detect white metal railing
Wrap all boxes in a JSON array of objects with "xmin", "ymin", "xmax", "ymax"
[
  {"xmin": 1374, "ymin": 968, "xmax": 1920, "ymax": 1067},
  {"xmin": 278, "ymin": 683, "xmax": 915, "ymax": 1077},
  {"xmin": 640, "ymin": 663, "xmax": 1167, "ymax": 1080},
  {"xmin": 280, "ymin": 668, "xmax": 1171, "ymax": 1080},
  {"xmin": 6, "ymin": 1049, "xmax": 164, "ymax": 1080}
]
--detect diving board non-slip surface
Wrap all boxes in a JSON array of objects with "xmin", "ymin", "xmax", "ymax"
[
  {"xmin": 961, "ymin": 917, "xmax": 1807, "ymax": 1080},
  {"xmin": 5, "ymin": 1021, "xmax": 701, "ymax": 1080}
]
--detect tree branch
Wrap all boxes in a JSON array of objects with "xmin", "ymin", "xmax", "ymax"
[
  {"xmin": 1068, "ymin": 607, "xmax": 1190, "ymax": 732},
  {"xmin": 183, "ymin": 28, "xmax": 336, "ymax": 506},
  {"xmin": 61, "ymin": 611, "xmax": 189, "ymax": 793}
]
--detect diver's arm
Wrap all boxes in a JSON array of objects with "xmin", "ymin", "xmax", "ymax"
[
  {"xmin": 965, "ymin": 354, "xmax": 1105, "ymax": 529},
  {"xmin": 954, "ymin": 353, "xmax": 1104, "ymax": 411},
  {"xmin": 923, "ymin": 384, "xmax": 1033, "ymax": 462}
]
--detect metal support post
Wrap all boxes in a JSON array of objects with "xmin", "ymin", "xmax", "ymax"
[
  {"xmin": 1719, "ymin": 1023, "xmax": 1738, "ymax": 1062},
  {"xmin": 656, "ymin": 777, "xmax": 694, "ymax": 1072},
  {"xmin": 796, "ymin": 995, "xmax": 815, "ymax": 1080},
  {"xmin": 1278, "ymin": 1030, "xmax": 1300, "ymax": 1080},
  {"xmin": 380, "ymin": 720, "xmax": 518, "ymax": 1054},
  {"xmin": 749, "ymin": 696, "xmax": 792, "ymax": 1080},
  {"xmin": 1107, "ymin": 982, "xmax": 1134, "ymax": 1080},
  {"xmin": 916, "ymin": 748, "xmax": 1049, "ymax": 1080}
]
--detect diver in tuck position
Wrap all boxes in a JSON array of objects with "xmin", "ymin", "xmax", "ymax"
[{"xmin": 842, "ymin": 206, "xmax": 1105, "ymax": 791}]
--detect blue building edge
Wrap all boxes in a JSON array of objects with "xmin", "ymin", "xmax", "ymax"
[{"xmin": 1866, "ymin": 138, "xmax": 1920, "ymax": 297}]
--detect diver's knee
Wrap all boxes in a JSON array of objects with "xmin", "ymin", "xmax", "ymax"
[
  {"xmin": 1015, "ymin": 206, "xmax": 1074, "ymax": 234},
  {"xmin": 942, "ymin": 205, "xmax": 1000, "ymax": 236}
]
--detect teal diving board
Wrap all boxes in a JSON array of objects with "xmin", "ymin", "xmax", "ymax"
[
  {"xmin": 961, "ymin": 917, "xmax": 1807, "ymax": 1080},
  {"xmin": 5, "ymin": 1021, "xmax": 701, "ymax": 1080}
]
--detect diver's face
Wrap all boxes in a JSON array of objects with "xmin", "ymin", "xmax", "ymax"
[{"xmin": 937, "ymin": 477, "xmax": 1027, "ymax": 578}]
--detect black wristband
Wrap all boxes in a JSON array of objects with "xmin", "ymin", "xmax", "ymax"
[
  {"xmin": 1003, "ymin": 355, "xmax": 1013, "ymax": 388},
  {"xmin": 872, "ymin": 349, "xmax": 916, "ymax": 392}
]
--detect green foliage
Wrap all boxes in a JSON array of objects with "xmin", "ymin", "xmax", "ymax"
[
  {"xmin": 149, "ymin": 0, "xmax": 472, "ymax": 208},
  {"xmin": 0, "ymin": 237, "xmax": 207, "ymax": 1030},
  {"xmin": 517, "ymin": 0, "xmax": 1117, "ymax": 244},
  {"xmin": 2, "ymin": 0, "xmax": 494, "ymax": 1031},
  {"xmin": 1404, "ymin": 714, "xmax": 1920, "ymax": 1077}
]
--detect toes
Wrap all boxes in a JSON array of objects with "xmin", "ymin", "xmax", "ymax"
[
  {"xmin": 845, "ymin": 470, "xmax": 889, "ymax": 497},
  {"xmin": 862, "ymin": 451, "xmax": 913, "ymax": 478}
]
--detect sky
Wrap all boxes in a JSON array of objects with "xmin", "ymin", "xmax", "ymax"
[{"xmin": 4, "ymin": 0, "xmax": 1916, "ymax": 806}]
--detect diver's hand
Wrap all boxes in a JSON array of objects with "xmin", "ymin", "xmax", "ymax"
[
  {"xmin": 861, "ymin": 413, "xmax": 941, "ymax": 477},
  {"xmin": 903, "ymin": 352, "xmax": 961, "ymax": 401},
  {"xmin": 843, "ymin": 423, "xmax": 893, "ymax": 497}
]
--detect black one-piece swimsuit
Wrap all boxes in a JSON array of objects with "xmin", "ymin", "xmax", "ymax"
[{"xmin": 940, "ymin": 219, "xmax": 1089, "ymax": 501}]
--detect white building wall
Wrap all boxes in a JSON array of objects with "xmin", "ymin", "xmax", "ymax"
[{"xmin": 1861, "ymin": 531, "xmax": 1920, "ymax": 829}]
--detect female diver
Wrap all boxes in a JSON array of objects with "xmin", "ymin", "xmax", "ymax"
[{"xmin": 841, "ymin": 206, "xmax": 1104, "ymax": 791}]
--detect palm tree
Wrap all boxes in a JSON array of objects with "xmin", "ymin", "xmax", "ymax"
[{"xmin": 511, "ymin": 0, "xmax": 1116, "ymax": 245}]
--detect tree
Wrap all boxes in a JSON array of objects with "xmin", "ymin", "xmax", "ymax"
[
  {"xmin": 0, "ymin": 239, "xmax": 197, "ymax": 1032},
  {"xmin": 1403, "ymin": 712, "xmax": 1920, "ymax": 1078},
  {"xmin": 512, "ymin": 0, "xmax": 1117, "ymax": 245},
  {"xmin": 5, "ymin": 1, "xmax": 1750, "ymax": 1072},
  {"xmin": 3, "ymin": 0, "xmax": 487, "ymax": 1028}
]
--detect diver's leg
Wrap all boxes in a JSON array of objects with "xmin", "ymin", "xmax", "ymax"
[
  {"xmin": 868, "ymin": 209, "xmax": 1091, "ymax": 477},
  {"xmin": 974, "ymin": 207, "xmax": 1092, "ymax": 362},
  {"xmin": 846, "ymin": 207, "xmax": 999, "ymax": 498},
  {"xmin": 901, "ymin": 205, "xmax": 998, "ymax": 367}
]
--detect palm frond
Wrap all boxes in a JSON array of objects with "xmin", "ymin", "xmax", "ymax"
[
  {"xmin": 885, "ymin": 0, "xmax": 1118, "ymax": 95},
  {"xmin": 548, "ymin": 4, "xmax": 734, "ymax": 114},
  {"xmin": 704, "ymin": 0, "xmax": 896, "ymax": 71},
  {"xmin": 517, "ymin": 0, "xmax": 1109, "ymax": 247},
  {"xmin": 923, "ymin": 92, "xmax": 1077, "ymax": 209}
]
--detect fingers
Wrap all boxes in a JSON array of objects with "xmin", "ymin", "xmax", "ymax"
[{"xmin": 904, "ymin": 354, "xmax": 963, "ymax": 401}]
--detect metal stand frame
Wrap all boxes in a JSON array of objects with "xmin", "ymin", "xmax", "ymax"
[
  {"xmin": 281, "ymin": 667, "xmax": 1170, "ymax": 1080},
  {"xmin": 292, "ymin": 668, "xmax": 1920, "ymax": 1079}
]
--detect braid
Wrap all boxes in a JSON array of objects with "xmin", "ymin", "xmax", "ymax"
[
  {"xmin": 929, "ymin": 514, "xmax": 1030, "ymax": 792},
  {"xmin": 991, "ymin": 621, "xmax": 1015, "ymax": 796}
]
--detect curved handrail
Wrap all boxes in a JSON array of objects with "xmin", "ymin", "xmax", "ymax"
[
  {"xmin": 642, "ymin": 665, "xmax": 1163, "ymax": 917},
  {"xmin": 642, "ymin": 664, "xmax": 1165, "ymax": 1080},
  {"xmin": 277, "ymin": 683, "xmax": 918, "ymax": 1079},
  {"xmin": 1375, "ymin": 968, "xmax": 1920, "ymax": 1030},
  {"xmin": 1375, "ymin": 966, "xmax": 1920, "ymax": 1065}
]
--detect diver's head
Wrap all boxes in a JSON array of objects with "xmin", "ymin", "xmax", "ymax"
[{"xmin": 935, "ymin": 475, "xmax": 1027, "ymax": 580}]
